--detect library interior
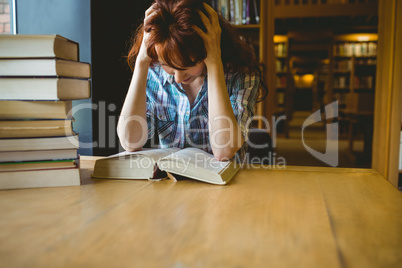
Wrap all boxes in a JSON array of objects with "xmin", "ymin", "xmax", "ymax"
[
  {"xmin": 230, "ymin": 0, "xmax": 380, "ymax": 169},
  {"xmin": 0, "ymin": 0, "xmax": 401, "ymax": 267}
]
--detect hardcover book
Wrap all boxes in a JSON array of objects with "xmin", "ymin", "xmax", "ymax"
[
  {"xmin": 0, "ymin": 100, "xmax": 73, "ymax": 119},
  {"xmin": 0, "ymin": 166, "xmax": 80, "ymax": 190},
  {"xmin": 92, "ymin": 147, "xmax": 240, "ymax": 185},
  {"xmin": 0, "ymin": 149, "xmax": 78, "ymax": 162},
  {"xmin": 0, "ymin": 135, "xmax": 79, "ymax": 151},
  {"xmin": 0, "ymin": 159, "xmax": 77, "ymax": 172},
  {"xmin": 0, "ymin": 119, "xmax": 75, "ymax": 138},
  {"xmin": 0, "ymin": 58, "xmax": 90, "ymax": 78},
  {"xmin": 0, "ymin": 35, "xmax": 79, "ymax": 61},
  {"xmin": 0, "ymin": 77, "xmax": 90, "ymax": 100}
]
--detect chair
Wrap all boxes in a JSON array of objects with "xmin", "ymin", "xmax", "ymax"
[{"xmin": 245, "ymin": 128, "xmax": 274, "ymax": 165}]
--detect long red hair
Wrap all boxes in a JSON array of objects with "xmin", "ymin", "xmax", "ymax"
[{"xmin": 127, "ymin": 0, "xmax": 267, "ymax": 100}]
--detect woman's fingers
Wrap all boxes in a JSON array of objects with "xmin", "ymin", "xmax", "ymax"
[
  {"xmin": 144, "ymin": 5, "xmax": 158, "ymax": 29},
  {"xmin": 144, "ymin": 4, "xmax": 157, "ymax": 27},
  {"xmin": 145, "ymin": 4, "xmax": 156, "ymax": 18},
  {"xmin": 197, "ymin": 5, "xmax": 221, "ymax": 34},
  {"xmin": 197, "ymin": 10, "xmax": 211, "ymax": 30},
  {"xmin": 192, "ymin": 25, "xmax": 207, "ymax": 40},
  {"xmin": 203, "ymin": 2, "xmax": 219, "ymax": 26}
]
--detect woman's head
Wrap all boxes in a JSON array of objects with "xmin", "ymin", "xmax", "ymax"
[
  {"xmin": 127, "ymin": 0, "xmax": 267, "ymax": 100},
  {"xmin": 128, "ymin": 0, "xmax": 257, "ymax": 71},
  {"xmin": 129, "ymin": 0, "xmax": 208, "ymax": 70}
]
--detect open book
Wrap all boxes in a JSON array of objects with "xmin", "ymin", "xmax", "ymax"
[{"xmin": 92, "ymin": 147, "xmax": 240, "ymax": 185}]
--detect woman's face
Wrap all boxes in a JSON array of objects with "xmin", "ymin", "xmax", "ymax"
[
  {"xmin": 160, "ymin": 61, "xmax": 206, "ymax": 85},
  {"xmin": 155, "ymin": 44, "xmax": 206, "ymax": 85}
]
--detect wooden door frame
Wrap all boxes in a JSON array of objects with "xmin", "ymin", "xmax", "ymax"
[{"xmin": 372, "ymin": 0, "xmax": 402, "ymax": 188}]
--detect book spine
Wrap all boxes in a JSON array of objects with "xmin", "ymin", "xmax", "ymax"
[
  {"xmin": 253, "ymin": 0, "xmax": 259, "ymax": 24},
  {"xmin": 246, "ymin": 0, "xmax": 250, "ymax": 25},
  {"xmin": 242, "ymin": 0, "xmax": 247, "ymax": 24},
  {"xmin": 220, "ymin": 0, "xmax": 230, "ymax": 21},
  {"xmin": 0, "ymin": 100, "xmax": 72, "ymax": 120},
  {"xmin": 0, "ymin": 135, "xmax": 79, "ymax": 151},
  {"xmin": 0, "ymin": 77, "xmax": 90, "ymax": 101},
  {"xmin": 234, "ymin": 0, "xmax": 242, "ymax": 25},
  {"xmin": 0, "ymin": 167, "xmax": 80, "ymax": 190},
  {"xmin": 211, "ymin": 0, "xmax": 218, "ymax": 10},
  {"xmin": 230, "ymin": 0, "xmax": 235, "ymax": 23},
  {"xmin": 0, "ymin": 119, "xmax": 75, "ymax": 139}
]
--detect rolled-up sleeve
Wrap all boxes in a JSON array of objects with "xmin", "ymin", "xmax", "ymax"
[
  {"xmin": 145, "ymin": 69, "xmax": 159, "ymax": 140},
  {"xmin": 229, "ymin": 71, "xmax": 260, "ymax": 140},
  {"xmin": 145, "ymin": 96, "xmax": 156, "ymax": 140}
]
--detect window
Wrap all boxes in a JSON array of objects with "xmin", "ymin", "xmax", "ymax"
[{"xmin": 0, "ymin": 0, "xmax": 11, "ymax": 34}]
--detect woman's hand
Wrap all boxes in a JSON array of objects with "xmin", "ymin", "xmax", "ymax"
[
  {"xmin": 193, "ymin": 4, "xmax": 244, "ymax": 160},
  {"xmin": 118, "ymin": 4, "xmax": 157, "ymax": 152},
  {"xmin": 192, "ymin": 3, "xmax": 222, "ymax": 67},
  {"xmin": 137, "ymin": 5, "xmax": 156, "ymax": 64}
]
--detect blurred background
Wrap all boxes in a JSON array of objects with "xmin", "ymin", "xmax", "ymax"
[{"xmin": 3, "ymin": 0, "xmax": 400, "ymax": 181}]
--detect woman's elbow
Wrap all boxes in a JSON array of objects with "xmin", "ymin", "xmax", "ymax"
[
  {"xmin": 120, "ymin": 142, "xmax": 143, "ymax": 152},
  {"xmin": 213, "ymin": 147, "xmax": 239, "ymax": 161},
  {"xmin": 117, "ymin": 127, "xmax": 146, "ymax": 152}
]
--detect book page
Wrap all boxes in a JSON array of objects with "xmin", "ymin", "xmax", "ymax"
[
  {"xmin": 159, "ymin": 148, "xmax": 231, "ymax": 174},
  {"xmin": 108, "ymin": 148, "xmax": 180, "ymax": 162}
]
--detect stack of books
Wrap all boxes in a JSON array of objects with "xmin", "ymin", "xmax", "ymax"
[{"xmin": 0, "ymin": 34, "xmax": 91, "ymax": 190}]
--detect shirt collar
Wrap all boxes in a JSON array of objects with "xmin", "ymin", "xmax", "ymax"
[{"xmin": 159, "ymin": 65, "xmax": 174, "ymax": 86}]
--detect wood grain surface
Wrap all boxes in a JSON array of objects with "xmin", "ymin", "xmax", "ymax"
[{"xmin": 0, "ymin": 156, "xmax": 401, "ymax": 267}]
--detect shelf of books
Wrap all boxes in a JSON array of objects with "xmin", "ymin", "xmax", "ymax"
[
  {"xmin": 0, "ymin": 34, "xmax": 91, "ymax": 190},
  {"xmin": 329, "ymin": 33, "xmax": 377, "ymax": 164},
  {"xmin": 330, "ymin": 33, "xmax": 377, "ymax": 115},
  {"xmin": 213, "ymin": 0, "xmax": 265, "ymax": 128},
  {"xmin": 314, "ymin": 58, "xmax": 329, "ymax": 111},
  {"xmin": 274, "ymin": 0, "xmax": 378, "ymax": 18},
  {"xmin": 224, "ymin": 0, "xmax": 262, "ymax": 61},
  {"xmin": 212, "ymin": 0, "xmax": 261, "ymax": 27},
  {"xmin": 275, "ymin": 35, "xmax": 288, "ymax": 109},
  {"xmin": 273, "ymin": 35, "xmax": 289, "ymax": 134}
]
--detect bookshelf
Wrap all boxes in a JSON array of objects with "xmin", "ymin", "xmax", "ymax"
[
  {"xmin": 214, "ymin": 1, "xmax": 379, "ymax": 136},
  {"xmin": 273, "ymin": 35, "xmax": 289, "ymax": 118},
  {"xmin": 330, "ymin": 34, "xmax": 378, "ymax": 115},
  {"xmin": 213, "ymin": 0, "xmax": 261, "ymax": 26},
  {"xmin": 274, "ymin": 0, "xmax": 378, "ymax": 18},
  {"xmin": 222, "ymin": 0, "xmax": 268, "ymax": 129},
  {"xmin": 314, "ymin": 59, "xmax": 329, "ymax": 111},
  {"xmin": 329, "ymin": 33, "xmax": 378, "ymax": 164}
]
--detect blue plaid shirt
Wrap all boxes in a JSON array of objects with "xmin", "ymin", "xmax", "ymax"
[{"xmin": 146, "ymin": 64, "xmax": 260, "ymax": 157}]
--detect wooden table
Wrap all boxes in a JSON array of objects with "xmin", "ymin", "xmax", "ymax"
[{"xmin": 0, "ymin": 156, "xmax": 401, "ymax": 267}]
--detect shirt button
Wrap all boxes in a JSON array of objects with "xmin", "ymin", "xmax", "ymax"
[{"xmin": 186, "ymin": 111, "xmax": 190, "ymax": 116}]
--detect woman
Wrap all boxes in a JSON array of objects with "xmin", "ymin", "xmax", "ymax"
[{"xmin": 117, "ymin": 0, "xmax": 267, "ymax": 161}]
